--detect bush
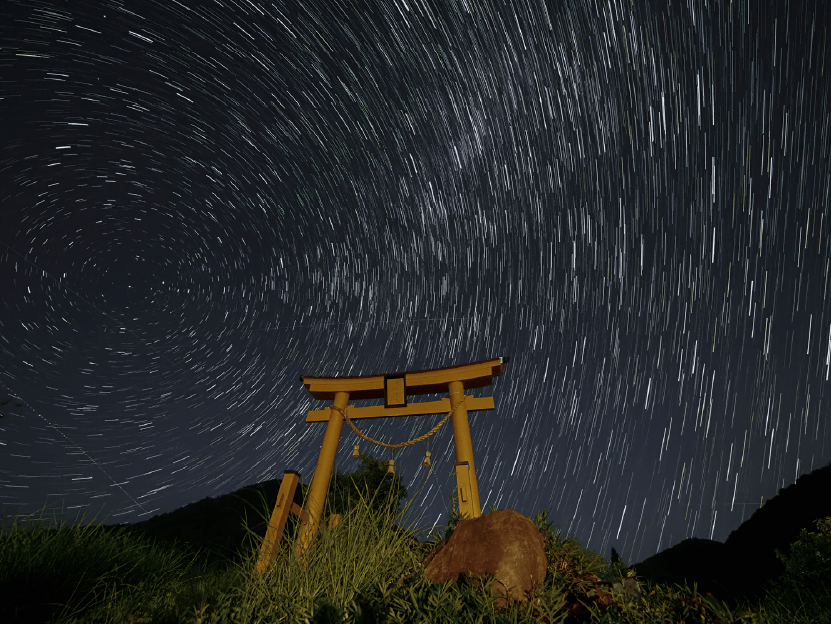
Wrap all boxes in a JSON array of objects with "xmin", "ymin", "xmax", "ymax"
[
  {"xmin": 327, "ymin": 453, "xmax": 408, "ymax": 525},
  {"xmin": 771, "ymin": 516, "xmax": 831, "ymax": 594}
]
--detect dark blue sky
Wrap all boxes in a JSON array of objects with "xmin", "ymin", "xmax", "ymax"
[{"xmin": 1, "ymin": 0, "xmax": 830, "ymax": 567}]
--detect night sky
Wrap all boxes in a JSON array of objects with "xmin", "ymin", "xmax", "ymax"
[{"xmin": 1, "ymin": 0, "xmax": 830, "ymax": 567}]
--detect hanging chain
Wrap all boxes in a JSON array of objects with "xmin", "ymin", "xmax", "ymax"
[{"xmin": 331, "ymin": 395, "xmax": 467, "ymax": 449}]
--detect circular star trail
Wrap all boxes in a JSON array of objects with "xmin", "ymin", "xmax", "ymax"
[{"xmin": 1, "ymin": 0, "xmax": 830, "ymax": 564}]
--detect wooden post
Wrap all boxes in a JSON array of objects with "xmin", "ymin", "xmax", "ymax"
[
  {"xmin": 295, "ymin": 390, "xmax": 349, "ymax": 566},
  {"xmin": 254, "ymin": 471, "xmax": 307, "ymax": 575},
  {"xmin": 448, "ymin": 380, "xmax": 482, "ymax": 517}
]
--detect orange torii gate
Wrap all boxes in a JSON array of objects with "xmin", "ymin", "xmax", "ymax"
[{"xmin": 254, "ymin": 356, "xmax": 509, "ymax": 574}]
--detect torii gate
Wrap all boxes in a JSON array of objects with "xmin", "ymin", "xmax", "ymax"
[{"xmin": 255, "ymin": 356, "xmax": 508, "ymax": 574}]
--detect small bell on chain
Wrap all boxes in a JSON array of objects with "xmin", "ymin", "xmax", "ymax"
[
  {"xmin": 423, "ymin": 450, "xmax": 432, "ymax": 467},
  {"xmin": 352, "ymin": 444, "xmax": 359, "ymax": 458},
  {"xmin": 387, "ymin": 459, "xmax": 395, "ymax": 474}
]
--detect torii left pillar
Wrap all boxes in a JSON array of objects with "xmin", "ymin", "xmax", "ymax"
[{"xmin": 294, "ymin": 390, "xmax": 348, "ymax": 564}]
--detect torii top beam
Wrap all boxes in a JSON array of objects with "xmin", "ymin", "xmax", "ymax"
[{"xmin": 300, "ymin": 356, "xmax": 508, "ymax": 400}]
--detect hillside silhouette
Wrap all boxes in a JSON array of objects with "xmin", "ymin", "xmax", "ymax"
[
  {"xmin": 627, "ymin": 456, "xmax": 831, "ymax": 611},
  {"xmin": 88, "ymin": 454, "xmax": 418, "ymax": 573}
]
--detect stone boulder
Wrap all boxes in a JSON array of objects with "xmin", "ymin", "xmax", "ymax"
[{"xmin": 421, "ymin": 509, "xmax": 547, "ymax": 609}]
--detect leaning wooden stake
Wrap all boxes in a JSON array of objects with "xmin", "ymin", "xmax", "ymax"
[
  {"xmin": 255, "ymin": 471, "xmax": 305, "ymax": 575},
  {"xmin": 255, "ymin": 471, "xmax": 343, "ymax": 575}
]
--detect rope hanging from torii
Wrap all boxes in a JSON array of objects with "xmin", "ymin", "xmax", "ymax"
[{"xmin": 332, "ymin": 394, "xmax": 467, "ymax": 449}]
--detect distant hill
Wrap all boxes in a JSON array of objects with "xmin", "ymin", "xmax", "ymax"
[
  {"xmin": 86, "ymin": 473, "xmax": 423, "ymax": 574},
  {"xmin": 629, "ymin": 457, "xmax": 831, "ymax": 611},
  {"xmin": 94, "ymin": 476, "xmax": 308, "ymax": 572},
  {"xmin": 2, "ymin": 454, "xmax": 421, "ymax": 575}
]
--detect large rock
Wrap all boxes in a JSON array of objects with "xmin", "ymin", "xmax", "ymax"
[{"xmin": 421, "ymin": 509, "xmax": 547, "ymax": 609}]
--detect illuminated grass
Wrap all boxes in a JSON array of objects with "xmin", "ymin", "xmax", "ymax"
[{"xmin": 2, "ymin": 473, "xmax": 828, "ymax": 623}]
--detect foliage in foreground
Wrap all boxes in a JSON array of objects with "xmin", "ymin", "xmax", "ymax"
[{"xmin": 1, "ymin": 458, "xmax": 830, "ymax": 624}]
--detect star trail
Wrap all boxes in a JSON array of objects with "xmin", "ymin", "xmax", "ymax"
[{"xmin": 1, "ymin": 0, "xmax": 830, "ymax": 566}]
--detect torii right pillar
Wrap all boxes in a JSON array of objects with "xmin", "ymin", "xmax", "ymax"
[{"xmin": 449, "ymin": 379, "xmax": 482, "ymax": 517}]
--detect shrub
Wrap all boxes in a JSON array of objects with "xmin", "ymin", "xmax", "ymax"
[{"xmin": 771, "ymin": 516, "xmax": 831, "ymax": 595}]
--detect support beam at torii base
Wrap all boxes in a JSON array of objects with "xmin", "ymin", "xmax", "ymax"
[{"xmin": 254, "ymin": 356, "xmax": 508, "ymax": 574}]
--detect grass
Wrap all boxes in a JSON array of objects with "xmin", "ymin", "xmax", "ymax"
[{"xmin": 1, "ymin": 467, "xmax": 829, "ymax": 624}]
